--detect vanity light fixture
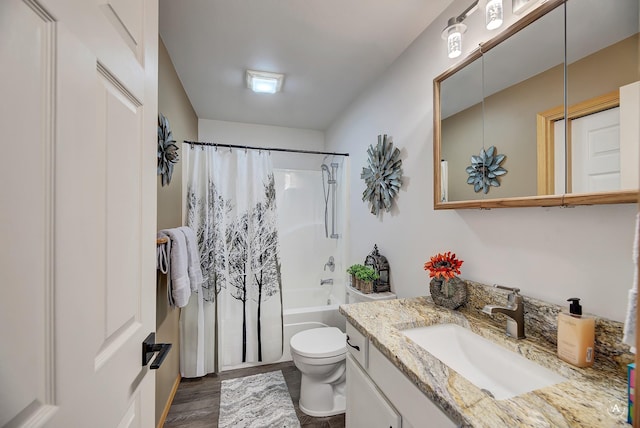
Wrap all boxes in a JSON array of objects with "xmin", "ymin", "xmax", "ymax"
[
  {"xmin": 442, "ymin": 17, "xmax": 467, "ymax": 59},
  {"xmin": 246, "ymin": 69, "xmax": 284, "ymax": 94},
  {"xmin": 485, "ymin": 0, "xmax": 504, "ymax": 30},
  {"xmin": 442, "ymin": 0, "xmax": 504, "ymax": 59},
  {"xmin": 442, "ymin": 1, "xmax": 478, "ymax": 59}
]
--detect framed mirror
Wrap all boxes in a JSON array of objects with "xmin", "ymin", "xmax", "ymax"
[{"xmin": 434, "ymin": 0, "xmax": 639, "ymax": 209}]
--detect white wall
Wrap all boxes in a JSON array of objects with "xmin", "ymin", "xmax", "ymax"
[
  {"xmin": 198, "ymin": 119, "xmax": 349, "ymax": 305},
  {"xmin": 326, "ymin": 0, "xmax": 637, "ymax": 321},
  {"xmin": 198, "ymin": 118, "xmax": 325, "ymax": 170}
]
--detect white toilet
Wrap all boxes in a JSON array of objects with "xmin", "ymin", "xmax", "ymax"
[{"xmin": 290, "ymin": 284, "xmax": 396, "ymax": 417}]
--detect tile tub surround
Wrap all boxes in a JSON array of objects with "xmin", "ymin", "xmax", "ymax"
[{"xmin": 340, "ymin": 294, "xmax": 631, "ymax": 427}]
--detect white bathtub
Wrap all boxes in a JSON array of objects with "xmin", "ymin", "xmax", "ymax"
[{"xmin": 277, "ymin": 303, "xmax": 346, "ymax": 362}]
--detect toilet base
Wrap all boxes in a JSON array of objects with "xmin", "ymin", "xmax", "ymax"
[
  {"xmin": 299, "ymin": 401, "xmax": 345, "ymax": 418},
  {"xmin": 298, "ymin": 374, "xmax": 346, "ymax": 417}
]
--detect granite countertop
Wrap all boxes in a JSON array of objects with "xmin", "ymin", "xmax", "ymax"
[{"xmin": 340, "ymin": 297, "xmax": 630, "ymax": 427}]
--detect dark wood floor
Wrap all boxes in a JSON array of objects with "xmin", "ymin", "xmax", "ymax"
[{"xmin": 164, "ymin": 361, "xmax": 345, "ymax": 428}]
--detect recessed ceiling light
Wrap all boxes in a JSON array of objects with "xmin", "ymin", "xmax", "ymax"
[{"xmin": 246, "ymin": 69, "xmax": 284, "ymax": 94}]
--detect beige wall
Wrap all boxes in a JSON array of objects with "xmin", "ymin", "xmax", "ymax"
[
  {"xmin": 442, "ymin": 35, "xmax": 638, "ymax": 201},
  {"xmin": 156, "ymin": 36, "xmax": 198, "ymax": 426}
]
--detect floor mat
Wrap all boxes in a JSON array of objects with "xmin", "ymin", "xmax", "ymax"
[{"xmin": 218, "ymin": 370, "xmax": 301, "ymax": 428}]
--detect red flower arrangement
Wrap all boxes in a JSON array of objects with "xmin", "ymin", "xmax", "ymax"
[{"xmin": 423, "ymin": 252, "xmax": 463, "ymax": 280}]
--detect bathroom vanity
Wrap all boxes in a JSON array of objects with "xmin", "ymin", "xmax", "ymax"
[
  {"xmin": 340, "ymin": 292, "xmax": 631, "ymax": 427},
  {"xmin": 345, "ymin": 321, "xmax": 456, "ymax": 427}
]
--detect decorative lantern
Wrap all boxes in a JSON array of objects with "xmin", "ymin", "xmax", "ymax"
[{"xmin": 364, "ymin": 244, "xmax": 390, "ymax": 293}]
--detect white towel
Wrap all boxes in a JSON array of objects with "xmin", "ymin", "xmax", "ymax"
[
  {"xmin": 161, "ymin": 228, "xmax": 192, "ymax": 308},
  {"xmin": 156, "ymin": 232, "xmax": 170, "ymax": 274},
  {"xmin": 157, "ymin": 231, "xmax": 174, "ymax": 307},
  {"xmin": 179, "ymin": 226, "xmax": 204, "ymax": 292},
  {"xmin": 623, "ymin": 213, "xmax": 639, "ymax": 353}
]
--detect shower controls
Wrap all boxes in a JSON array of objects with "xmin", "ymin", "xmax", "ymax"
[
  {"xmin": 320, "ymin": 278, "xmax": 334, "ymax": 286},
  {"xmin": 324, "ymin": 256, "xmax": 335, "ymax": 272}
]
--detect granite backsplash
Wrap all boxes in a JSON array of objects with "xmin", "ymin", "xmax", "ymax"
[{"xmin": 457, "ymin": 280, "xmax": 634, "ymax": 373}]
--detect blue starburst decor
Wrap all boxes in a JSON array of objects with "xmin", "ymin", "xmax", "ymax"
[{"xmin": 466, "ymin": 146, "xmax": 507, "ymax": 194}]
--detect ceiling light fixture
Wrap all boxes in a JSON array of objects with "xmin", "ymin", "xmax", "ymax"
[
  {"xmin": 246, "ymin": 69, "xmax": 284, "ymax": 94},
  {"xmin": 442, "ymin": 0, "xmax": 504, "ymax": 59}
]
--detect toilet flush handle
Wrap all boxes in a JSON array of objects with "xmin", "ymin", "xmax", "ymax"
[{"xmin": 346, "ymin": 335, "xmax": 360, "ymax": 351}]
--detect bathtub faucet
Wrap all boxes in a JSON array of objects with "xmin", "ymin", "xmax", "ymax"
[{"xmin": 320, "ymin": 278, "xmax": 334, "ymax": 286}]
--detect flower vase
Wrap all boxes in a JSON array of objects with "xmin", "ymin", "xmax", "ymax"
[{"xmin": 429, "ymin": 276, "xmax": 467, "ymax": 310}]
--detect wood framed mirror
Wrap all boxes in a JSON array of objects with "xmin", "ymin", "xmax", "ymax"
[{"xmin": 434, "ymin": 0, "xmax": 639, "ymax": 209}]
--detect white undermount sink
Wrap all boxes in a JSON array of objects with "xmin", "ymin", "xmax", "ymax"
[{"xmin": 402, "ymin": 323, "xmax": 566, "ymax": 400}]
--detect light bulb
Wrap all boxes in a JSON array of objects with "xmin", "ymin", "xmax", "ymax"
[
  {"xmin": 447, "ymin": 31, "xmax": 462, "ymax": 59},
  {"xmin": 486, "ymin": 0, "xmax": 503, "ymax": 30}
]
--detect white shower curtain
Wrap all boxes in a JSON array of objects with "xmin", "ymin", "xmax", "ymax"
[{"xmin": 181, "ymin": 147, "xmax": 283, "ymax": 377}]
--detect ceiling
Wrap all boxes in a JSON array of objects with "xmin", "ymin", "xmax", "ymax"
[{"xmin": 159, "ymin": 0, "xmax": 454, "ymax": 131}]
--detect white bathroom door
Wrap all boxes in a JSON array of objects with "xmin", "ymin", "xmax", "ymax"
[
  {"xmin": 571, "ymin": 107, "xmax": 621, "ymax": 193},
  {"xmin": 0, "ymin": 0, "xmax": 158, "ymax": 427}
]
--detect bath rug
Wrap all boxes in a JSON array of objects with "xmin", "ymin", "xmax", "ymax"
[{"xmin": 218, "ymin": 370, "xmax": 300, "ymax": 428}]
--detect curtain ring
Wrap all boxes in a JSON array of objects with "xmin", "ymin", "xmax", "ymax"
[
  {"xmin": 189, "ymin": 142, "xmax": 194, "ymax": 150},
  {"xmin": 215, "ymin": 145, "xmax": 218, "ymax": 152}
]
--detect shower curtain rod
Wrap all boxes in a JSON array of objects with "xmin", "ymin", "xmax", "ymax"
[{"xmin": 184, "ymin": 140, "xmax": 349, "ymax": 157}]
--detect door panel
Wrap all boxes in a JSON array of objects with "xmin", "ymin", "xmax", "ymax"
[
  {"xmin": 1, "ymin": 0, "xmax": 158, "ymax": 426},
  {"xmin": 101, "ymin": 0, "xmax": 144, "ymax": 61},
  {"xmin": 571, "ymin": 107, "xmax": 621, "ymax": 193},
  {"xmin": 101, "ymin": 67, "xmax": 143, "ymax": 339},
  {"xmin": 0, "ymin": 1, "xmax": 57, "ymax": 426}
]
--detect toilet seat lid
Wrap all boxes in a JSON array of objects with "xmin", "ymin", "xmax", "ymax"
[{"xmin": 290, "ymin": 327, "xmax": 346, "ymax": 358}]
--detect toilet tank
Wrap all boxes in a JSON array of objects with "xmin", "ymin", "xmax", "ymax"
[{"xmin": 346, "ymin": 284, "xmax": 396, "ymax": 304}]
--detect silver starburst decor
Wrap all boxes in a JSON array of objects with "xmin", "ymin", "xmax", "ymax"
[
  {"xmin": 361, "ymin": 134, "xmax": 403, "ymax": 215},
  {"xmin": 158, "ymin": 113, "xmax": 179, "ymax": 187},
  {"xmin": 466, "ymin": 145, "xmax": 507, "ymax": 193}
]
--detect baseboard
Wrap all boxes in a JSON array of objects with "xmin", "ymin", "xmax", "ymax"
[{"xmin": 157, "ymin": 374, "xmax": 181, "ymax": 428}]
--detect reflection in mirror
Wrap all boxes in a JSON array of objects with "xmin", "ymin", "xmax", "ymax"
[
  {"xmin": 434, "ymin": 0, "xmax": 639, "ymax": 209},
  {"xmin": 482, "ymin": 5, "xmax": 564, "ymax": 198},
  {"xmin": 440, "ymin": 5, "xmax": 565, "ymax": 202},
  {"xmin": 562, "ymin": 0, "xmax": 639, "ymax": 194},
  {"xmin": 440, "ymin": 57, "xmax": 483, "ymax": 202}
]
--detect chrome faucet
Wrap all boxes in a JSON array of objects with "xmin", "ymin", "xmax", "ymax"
[
  {"xmin": 320, "ymin": 278, "xmax": 334, "ymax": 286},
  {"xmin": 482, "ymin": 285, "xmax": 525, "ymax": 339}
]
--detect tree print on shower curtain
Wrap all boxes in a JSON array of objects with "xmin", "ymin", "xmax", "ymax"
[
  {"xmin": 250, "ymin": 174, "xmax": 281, "ymax": 361},
  {"xmin": 182, "ymin": 147, "xmax": 283, "ymax": 372},
  {"xmin": 227, "ymin": 211, "xmax": 249, "ymax": 361},
  {"xmin": 187, "ymin": 179, "xmax": 230, "ymax": 302}
]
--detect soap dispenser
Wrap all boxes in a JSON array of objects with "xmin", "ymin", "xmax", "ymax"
[{"xmin": 557, "ymin": 298, "xmax": 595, "ymax": 367}]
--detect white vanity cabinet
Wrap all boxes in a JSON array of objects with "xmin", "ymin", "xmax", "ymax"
[
  {"xmin": 346, "ymin": 322, "xmax": 457, "ymax": 428},
  {"xmin": 346, "ymin": 355, "xmax": 401, "ymax": 428}
]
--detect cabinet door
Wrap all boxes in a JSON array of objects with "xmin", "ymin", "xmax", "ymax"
[
  {"xmin": 369, "ymin": 345, "xmax": 457, "ymax": 428},
  {"xmin": 346, "ymin": 354, "xmax": 401, "ymax": 428}
]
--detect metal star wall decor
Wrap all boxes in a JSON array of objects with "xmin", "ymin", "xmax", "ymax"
[
  {"xmin": 466, "ymin": 145, "xmax": 507, "ymax": 193},
  {"xmin": 361, "ymin": 134, "xmax": 403, "ymax": 215},
  {"xmin": 158, "ymin": 113, "xmax": 179, "ymax": 186}
]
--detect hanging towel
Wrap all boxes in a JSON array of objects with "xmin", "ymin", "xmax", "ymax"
[
  {"xmin": 157, "ymin": 231, "xmax": 175, "ymax": 307},
  {"xmin": 623, "ymin": 213, "xmax": 639, "ymax": 353},
  {"xmin": 161, "ymin": 228, "xmax": 192, "ymax": 308},
  {"xmin": 156, "ymin": 231, "xmax": 170, "ymax": 274},
  {"xmin": 179, "ymin": 226, "xmax": 204, "ymax": 292}
]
